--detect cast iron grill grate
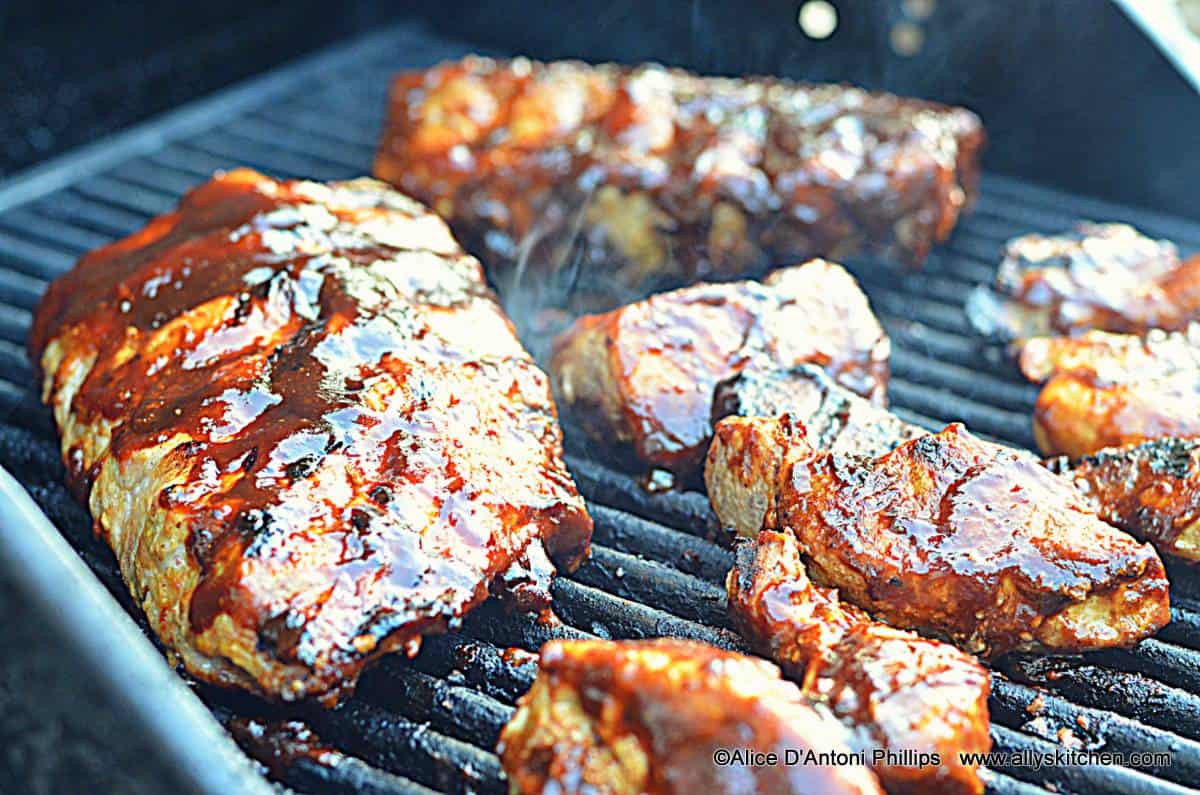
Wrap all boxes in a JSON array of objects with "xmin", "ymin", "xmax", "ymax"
[{"xmin": 1, "ymin": 20, "xmax": 1199, "ymax": 795}]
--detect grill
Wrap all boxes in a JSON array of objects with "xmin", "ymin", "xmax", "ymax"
[{"xmin": 2, "ymin": 19, "xmax": 1200, "ymax": 795}]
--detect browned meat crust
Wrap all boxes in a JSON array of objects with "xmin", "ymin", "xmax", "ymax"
[
  {"xmin": 713, "ymin": 363, "xmax": 921, "ymax": 458},
  {"xmin": 966, "ymin": 223, "xmax": 1199, "ymax": 342},
  {"xmin": 718, "ymin": 364, "xmax": 1200, "ymax": 564},
  {"xmin": 1020, "ymin": 328, "xmax": 1200, "ymax": 458},
  {"xmin": 1049, "ymin": 437, "xmax": 1200, "ymax": 562},
  {"xmin": 496, "ymin": 638, "xmax": 885, "ymax": 795},
  {"xmin": 550, "ymin": 260, "xmax": 889, "ymax": 478},
  {"xmin": 375, "ymin": 56, "xmax": 984, "ymax": 294},
  {"xmin": 30, "ymin": 169, "xmax": 592, "ymax": 703},
  {"xmin": 706, "ymin": 417, "xmax": 1171, "ymax": 657},
  {"xmin": 729, "ymin": 531, "xmax": 991, "ymax": 795}
]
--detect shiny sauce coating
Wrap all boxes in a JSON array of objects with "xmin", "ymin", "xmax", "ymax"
[
  {"xmin": 31, "ymin": 170, "xmax": 592, "ymax": 699},
  {"xmin": 376, "ymin": 57, "xmax": 984, "ymax": 293},
  {"xmin": 778, "ymin": 424, "xmax": 1169, "ymax": 656}
]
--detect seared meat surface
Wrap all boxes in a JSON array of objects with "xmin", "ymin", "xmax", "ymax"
[
  {"xmin": 721, "ymin": 364, "xmax": 1200, "ymax": 563},
  {"xmin": 550, "ymin": 260, "xmax": 889, "ymax": 478},
  {"xmin": 729, "ymin": 531, "xmax": 991, "ymax": 795},
  {"xmin": 714, "ymin": 363, "xmax": 921, "ymax": 458},
  {"xmin": 30, "ymin": 169, "xmax": 592, "ymax": 703},
  {"xmin": 1049, "ymin": 438, "xmax": 1200, "ymax": 562},
  {"xmin": 1020, "ymin": 328, "xmax": 1200, "ymax": 458},
  {"xmin": 706, "ymin": 417, "xmax": 1170, "ymax": 657},
  {"xmin": 966, "ymin": 223, "xmax": 1198, "ymax": 342},
  {"xmin": 376, "ymin": 56, "xmax": 984, "ymax": 295},
  {"xmin": 497, "ymin": 638, "xmax": 884, "ymax": 795}
]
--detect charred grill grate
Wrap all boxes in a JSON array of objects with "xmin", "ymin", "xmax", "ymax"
[{"xmin": 1, "ymin": 20, "xmax": 1199, "ymax": 795}]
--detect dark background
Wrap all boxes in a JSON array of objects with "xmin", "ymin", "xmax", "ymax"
[
  {"xmin": 0, "ymin": 0, "xmax": 1197, "ymax": 792},
  {"xmin": 2, "ymin": 0, "xmax": 1198, "ymax": 215}
]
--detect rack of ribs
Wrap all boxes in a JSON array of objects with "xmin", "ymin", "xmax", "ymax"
[
  {"xmin": 966, "ymin": 223, "xmax": 1200, "ymax": 343},
  {"xmin": 375, "ymin": 56, "xmax": 984, "ymax": 296},
  {"xmin": 550, "ymin": 260, "xmax": 889, "ymax": 481},
  {"xmin": 497, "ymin": 638, "xmax": 885, "ymax": 795},
  {"xmin": 29, "ymin": 169, "xmax": 593, "ymax": 704},
  {"xmin": 729, "ymin": 530, "xmax": 991, "ymax": 795},
  {"xmin": 705, "ymin": 416, "xmax": 1170, "ymax": 657},
  {"xmin": 1020, "ymin": 327, "xmax": 1200, "ymax": 458}
]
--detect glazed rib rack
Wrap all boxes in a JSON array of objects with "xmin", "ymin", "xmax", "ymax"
[{"xmin": 3, "ymin": 21, "xmax": 1200, "ymax": 795}]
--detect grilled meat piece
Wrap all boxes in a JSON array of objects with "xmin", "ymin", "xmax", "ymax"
[
  {"xmin": 376, "ymin": 57, "xmax": 984, "ymax": 295},
  {"xmin": 720, "ymin": 364, "xmax": 1200, "ymax": 564},
  {"xmin": 497, "ymin": 638, "xmax": 884, "ymax": 795},
  {"xmin": 551, "ymin": 260, "xmax": 889, "ymax": 478},
  {"xmin": 30, "ymin": 169, "xmax": 593, "ymax": 704},
  {"xmin": 1020, "ymin": 327, "xmax": 1200, "ymax": 458},
  {"xmin": 713, "ymin": 363, "xmax": 922, "ymax": 458},
  {"xmin": 966, "ymin": 223, "xmax": 1198, "ymax": 342},
  {"xmin": 729, "ymin": 530, "xmax": 991, "ymax": 795},
  {"xmin": 1049, "ymin": 438, "xmax": 1200, "ymax": 562},
  {"xmin": 706, "ymin": 417, "xmax": 1170, "ymax": 657}
]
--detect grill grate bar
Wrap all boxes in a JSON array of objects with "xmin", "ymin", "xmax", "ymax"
[
  {"xmin": 305, "ymin": 699, "xmax": 504, "ymax": 795},
  {"xmin": 253, "ymin": 105, "xmax": 382, "ymax": 151},
  {"xmin": 571, "ymin": 543, "xmax": 732, "ymax": 628},
  {"xmin": 0, "ymin": 211, "xmax": 102, "ymax": 261},
  {"xmin": 283, "ymin": 755, "xmax": 439, "ymax": 795},
  {"xmin": 988, "ymin": 724, "xmax": 1195, "ymax": 795},
  {"xmin": 30, "ymin": 190, "xmax": 147, "ymax": 239},
  {"xmin": 989, "ymin": 675, "xmax": 1200, "ymax": 786},
  {"xmin": 357, "ymin": 666, "xmax": 513, "ymax": 750},
  {"xmin": 978, "ymin": 176, "xmax": 1200, "ymax": 251},
  {"xmin": 588, "ymin": 501, "xmax": 732, "ymax": 582},
  {"xmin": 226, "ymin": 117, "xmax": 378, "ymax": 169}
]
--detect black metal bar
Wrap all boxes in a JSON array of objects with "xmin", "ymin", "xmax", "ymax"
[
  {"xmin": 306, "ymin": 700, "xmax": 504, "ymax": 795},
  {"xmin": 356, "ymin": 665, "xmax": 512, "ymax": 750},
  {"xmin": 988, "ymin": 724, "xmax": 1195, "ymax": 795},
  {"xmin": 990, "ymin": 674, "xmax": 1200, "ymax": 786},
  {"xmin": 570, "ymin": 543, "xmax": 732, "ymax": 628},
  {"xmin": 587, "ymin": 503, "xmax": 731, "ymax": 583},
  {"xmin": 999, "ymin": 654, "xmax": 1200, "ymax": 742}
]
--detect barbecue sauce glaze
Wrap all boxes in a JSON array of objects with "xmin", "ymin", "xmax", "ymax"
[
  {"xmin": 31, "ymin": 169, "xmax": 592, "ymax": 701},
  {"xmin": 376, "ymin": 57, "xmax": 984, "ymax": 292}
]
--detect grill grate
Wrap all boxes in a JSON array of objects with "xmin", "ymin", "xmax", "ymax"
[{"xmin": 2, "ymin": 19, "xmax": 1200, "ymax": 795}]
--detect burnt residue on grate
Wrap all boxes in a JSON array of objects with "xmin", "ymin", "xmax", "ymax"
[{"xmin": 2, "ymin": 21, "xmax": 1200, "ymax": 795}]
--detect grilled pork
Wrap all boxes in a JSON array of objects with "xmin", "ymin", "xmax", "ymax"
[
  {"xmin": 1049, "ymin": 438, "xmax": 1200, "ymax": 562},
  {"xmin": 706, "ymin": 417, "xmax": 1170, "ymax": 657},
  {"xmin": 1020, "ymin": 327, "xmax": 1200, "ymax": 458},
  {"xmin": 30, "ymin": 169, "xmax": 593, "ymax": 704},
  {"xmin": 726, "ymin": 364, "xmax": 1200, "ymax": 563},
  {"xmin": 550, "ymin": 260, "xmax": 889, "ymax": 479},
  {"xmin": 729, "ymin": 530, "xmax": 991, "ymax": 795},
  {"xmin": 376, "ymin": 57, "xmax": 984, "ymax": 294},
  {"xmin": 713, "ymin": 363, "xmax": 921, "ymax": 458},
  {"xmin": 966, "ymin": 223, "xmax": 1199, "ymax": 342},
  {"xmin": 497, "ymin": 638, "xmax": 885, "ymax": 795}
]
